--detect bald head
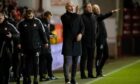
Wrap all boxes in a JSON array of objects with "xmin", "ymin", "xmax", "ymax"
[{"xmin": 65, "ymin": 1, "xmax": 75, "ymax": 13}]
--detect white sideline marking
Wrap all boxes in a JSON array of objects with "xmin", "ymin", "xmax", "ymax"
[{"xmin": 86, "ymin": 60, "xmax": 140, "ymax": 84}]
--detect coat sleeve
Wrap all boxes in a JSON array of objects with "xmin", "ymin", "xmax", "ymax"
[
  {"xmin": 79, "ymin": 16, "xmax": 85, "ymax": 35},
  {"xmin": 36, "ymin": 18, "xmax": 48, "ymax": 44},
  {"xmin": 97, "ymin": 12, "xmax": 113, "ymax": 21},
  {"xmin": 8, "ymin": 22, "xmax": 20, "ymax": 44}
]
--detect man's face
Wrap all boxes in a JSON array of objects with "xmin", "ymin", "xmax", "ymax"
[
  {"xmin": 66, "ymin": 2, "xmax": 74, "ymax": 13},
  {"xmin": 26, "ymin": 12, "xmax": 34, "ymax": 19},
  {"xmin": 0, "ymin": 13, "xmax": 5, "ymax": 24},
  {"xmin": 85, "ymin": 3, "xmax": 93, "ymax": 13},
  {"xmin": 45, "ymin": 14, "xmax": 52, "ymax": 21}
]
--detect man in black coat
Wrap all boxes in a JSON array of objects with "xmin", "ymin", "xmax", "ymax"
[
  {"xmin": 80, "ymin": 3, "xmax": 97, "ymax": 79},
  {"xmin": 0, "ymin": 11, "xmax": 20, "ymax": 84},
  {"xmin": 18, "ymin": 9, "xmax": 48, "ymax": 84},
  {"xmin": 92, "ymin": 4, "xmax": 119, "ymax": 77},
  {"xmin": 61, "ymin": 2, "xmax": 84, "ymax": 84}
]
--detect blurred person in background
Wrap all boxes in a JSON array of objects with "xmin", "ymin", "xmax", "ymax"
[
  {"xmin": 39, "ymin": 11, "xmax": 57, "ymax": 81},
  {"xmin": 92, "ymin": 4, "xmax": 119, "ymax": 77},
  {"xmin": 0, "ymin": 11, "xmax": 20, "ymax": 84}
]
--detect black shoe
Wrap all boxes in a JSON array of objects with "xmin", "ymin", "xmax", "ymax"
[
  {"xmin": 16, "ymin": 78, "xmax": 20, "ymax": 84},
  {"xmin": 34, "ymin": 77, "xmax": 39, "ymax": 84},
  {"xmin": 23, "ymin": 78, "xmax": 26, "ymax": 84},
  {"xmin": 96, "ymin": 73, "xmax": 104, "ymax": 77},
  {"xmin": 23, "ymin": 78, "xmax": 31, "ymax": 84},
  {"xmin": 81, "ymin": 72, "xmax": 87, "ymax": 79},
  {"xmin": 81, "ymin": 74, "xmax": 87, "ymax": 79},
  {"xmin": 88, "ymin": 74, "xmax": 96, "ymax": 78},
  {"xmin": 33, "ymin": 80, "xmax": 38, "ymax": 84},
  {"xmin": 96, "ymin": 74, "xmax": 103, "ymax": 77},
  {"xmin": 96, "ymin": 70, "xmax": 103, "ymax": 77},
  {"xmin": 71, "ymin": 79, "xmax": 78, "ymax": 84}
]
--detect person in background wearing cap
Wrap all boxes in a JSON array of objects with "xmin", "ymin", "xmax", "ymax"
[
  {"xmin": 39, "ymin": 11, "xmax": 57, "ymax": 81},
  {"xmin": 92, "ymin": 4, "xmax": 119, "ymax": 77},
  {"xmin": 61, "ymin": 1, "xmax": 85, "ymax": 84},
  {"xmin": 0, "ymin": 11, "xmax": 20, "ymax": 84},
  {"xmin": 17, "ymin": 9, "xmax": 48, "ymax": 84}
]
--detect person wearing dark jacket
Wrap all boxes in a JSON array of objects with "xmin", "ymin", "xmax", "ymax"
[
  {"xmin": 92, "ymin": 4, "xmax": 119, "ymax": 77},
  {"xmin": 61, "ymin": 2, "xmax": 84, "ymax": 84},
  {"xmin": 6, "ymin": 12, "xmax": 23, "ymax": 83},
  {"xmin": 39, "ymin": 11, "xmax": 57, "ymax": 81},
  {"xmin": 18, "ymin": 9, "xmax": 48, "ymax": 84},
  {"xmin": 0, "ymin": 11, "xmax": 20, "ymax": 84},
  {"xmin": 80, "ymin": 3, "xmax": 97, "ymax": 79}
]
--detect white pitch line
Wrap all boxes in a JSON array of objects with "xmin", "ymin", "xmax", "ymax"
[{"xmin": 86, "ymin": 60, "xmax": 140, "ymax": 84}]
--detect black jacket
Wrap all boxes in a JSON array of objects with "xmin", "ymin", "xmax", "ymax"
[
  {"xmin": 39, "ymin": 18, "xmax": 53, "ymax": 53},
  {"xmin": 0, "ymin": 20, "xmax": 19, "ymax": 58},
  {"xmin": 96, "ymin": 12, "xmax": 113, "ymax": 45},
  {"xmin": 39, "ymin": 18, "xmax": 50, "ymax": 42},
  {"xmin": 82, "ymin": 13, "xmax": 97, "ymax": 48},
  {"xmin": 61, "ymin": 12, "xmax": 85, "ymax": 56},
  {"xmin": 18, "ymin": 18, "xmax": 48, "ymax": 52}
]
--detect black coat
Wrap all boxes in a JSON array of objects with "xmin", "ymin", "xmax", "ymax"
[
  {"xmin": 61, "ymin": 12, "xmax": 84, "ymax": 56},
  {"xmin": 18, "ymin": 18, "xmax": 48, "ymax": 52},
  {"xmin": 96, "ymin": 12, "xmax": 112, "ymax": 45},
  {"xmin": 81, "ymin": 13, "xmax": 97, "ymax": 48},
  {"xmin": 0, "ymin": 20, "xmax": 19, "ymax": 58}
]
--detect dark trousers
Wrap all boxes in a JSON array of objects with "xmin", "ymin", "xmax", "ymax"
[
  {"xmin": 80, "ymin": 45, "xmax": 95, "ymax": 76},
  {"xmin": 12, "ymin": 48, "xmax": 22, "ymax": 80},
  {"xmin": 0, "ymin": 48, "xmax": 11, "ymax": 84},
  {"xmin": 23, "ymin": 50, "xmax": 39, "ymax": 83},
  {"xmin": 0, "ymin": 62, "xmax": 10, "ymax": 84},
  {"xmin": 39, "ymin": 47, "xmax": 53, "ymax": 77},
  {"xmin": 95, "ymin": 39, "xmax": 109, "ymax": 75},
  {"xmin": 63, "ymin": 56, "xmax": 79, "ymax": 82}
]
